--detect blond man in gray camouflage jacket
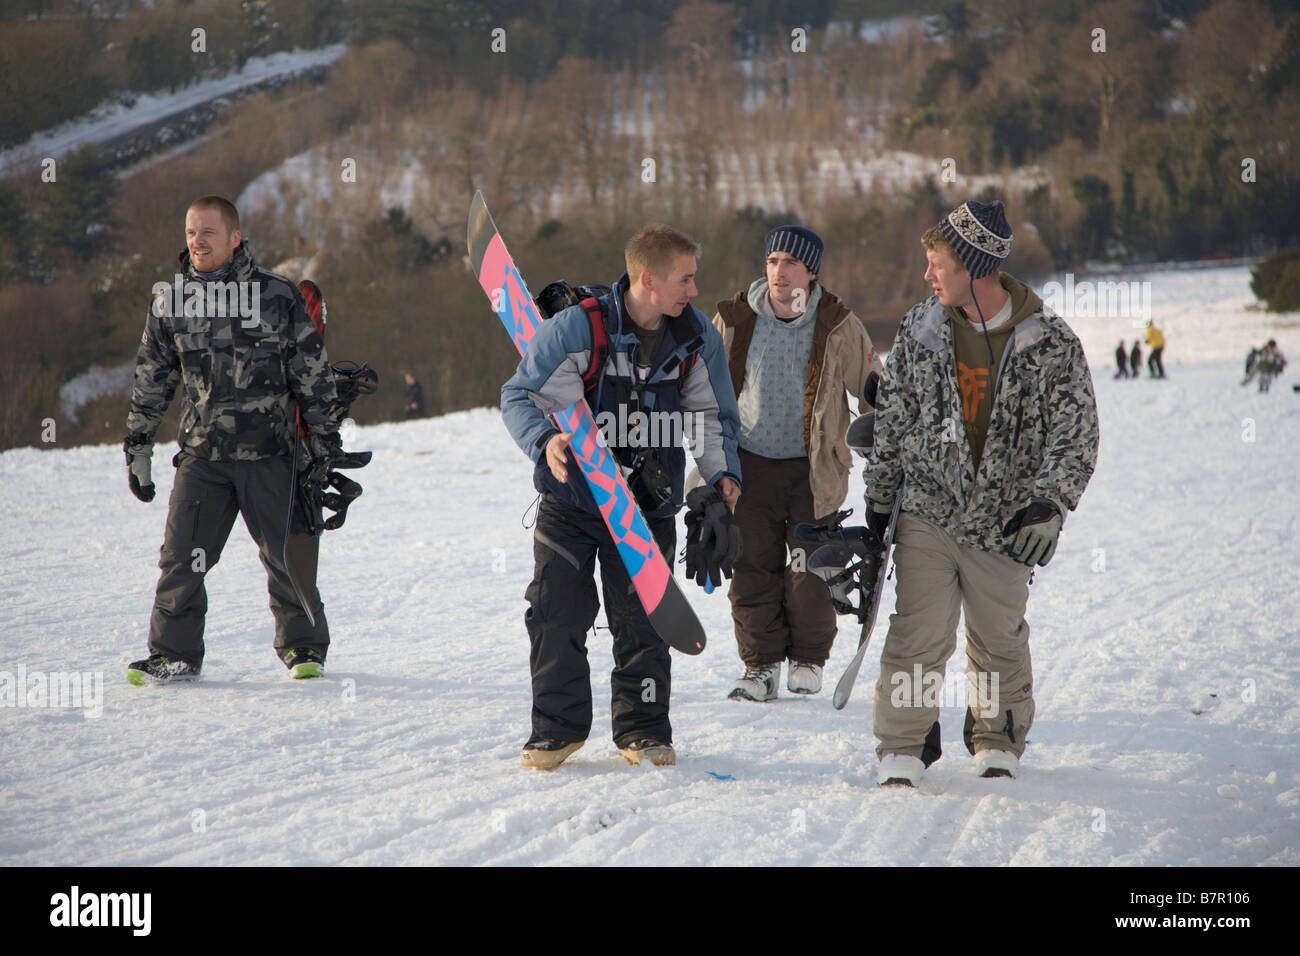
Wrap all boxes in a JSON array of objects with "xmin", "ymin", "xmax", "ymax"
[
  {"xmin": 864, "ymin": 200, "xmax": 1099, "ymax": 787},
  {"xmin": 124, "ymin": 196, "xmax": 341, "ymax": 685}
]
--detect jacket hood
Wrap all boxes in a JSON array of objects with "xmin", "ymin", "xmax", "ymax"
[
  {"xmin": 747, "ymin": 277, "xmax": 822, "ymax": 326},
  {"xmin": 943, "ymin": 271, "xmax": 1042, "ymax": 331}
]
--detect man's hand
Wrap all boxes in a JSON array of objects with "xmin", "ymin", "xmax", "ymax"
[
  {"xmin": 716, "ymin": 477, "xmax": 740, "ymax": 510},
  {"xmin": 867, "ymin": 502, "xmax": 892, "ymax": 540},
  {"xmin": 123, "ymin": 437, "xmax": 155, "ymax": 503},
  {"xmin": 309, "ymin": 430, "xmax": 343, "ymax": 464},
  {"xmin": 545, "ymin": 432, "xmax": 573, "ymax": 483},
  {"xmin": 684, "ymin": 486, "xmax": 743, "ymax": 590},
  {"xmin": 1002, "ymin": 499, "xmax": 1062, "ymax": 566}
]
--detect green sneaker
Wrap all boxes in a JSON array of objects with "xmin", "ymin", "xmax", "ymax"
[
  {"xmin": 127, "ymin": 654, "xmax": 200, "ymax": 686},
  {"xmin": 282, "ymin": 648, "xmax": 325, "ymax": 679}
]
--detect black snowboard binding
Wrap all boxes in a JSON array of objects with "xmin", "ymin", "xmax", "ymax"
[
  {"xmin": 292, "ymin": 279, "xmax": 379, "ymax": 536},
  {"xmin": 793, "ymin": 509, "xmax": 885, "ymax": 622}
]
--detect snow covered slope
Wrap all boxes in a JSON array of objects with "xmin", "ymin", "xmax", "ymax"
[
  {"xmin": 1, "ymin": 265, "xmax": 1297, "ymax": 866},
  {"xmin": 0, "ymin": 45, "xmax": 346, "ymax": 177}
]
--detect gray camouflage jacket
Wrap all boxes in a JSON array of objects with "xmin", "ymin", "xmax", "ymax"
[
  {"xmin": 126, "ymin": 241, "xmax": 339, "ymax": 460},
  {"xmin": 864, "ymin": 275, "xmax": 1099, "ymax": 553}
]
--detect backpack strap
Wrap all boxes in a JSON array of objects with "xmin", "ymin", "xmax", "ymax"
[
  {"xmin": 663, "ymin": 311, "xmax": 705, "ymax": 390},
  {"xmin": 580, "ymin": 294, "xmax": 609, "ymax": 393}
]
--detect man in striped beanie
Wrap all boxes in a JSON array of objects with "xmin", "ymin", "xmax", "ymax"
[
  {"xmin": 711, "ymin": 225, "xmax": 883, "ymax": 701},
  {"xmin": 861, "ymin": 199, "xmax": 1099, "ymax": 786}
]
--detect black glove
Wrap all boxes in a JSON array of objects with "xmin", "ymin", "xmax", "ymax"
[
  {"xmin": 867, "ymin": 503, "xmax": 892, "ymax": 541},
  {"xmin": 683, "ymin": 486, "xmax": 742, "ymax": 590},
  {"xmin": 1002, "ymin": 499, "xmax": 1062, "ymax": 566},
  {"xmin": 123, "ymin": 436, "xmax": 155, "ymax": 502},
  {"xmin": 864, "ymin": 370, "xmax": 880, "ymax": 408},
  {"xmin": 309, "ymin": 430, "xmax": 344, "ymax": 466}
]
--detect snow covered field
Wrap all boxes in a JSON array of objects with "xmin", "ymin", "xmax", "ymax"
[{"xmin": 1, "ymin": 265, "xmax": 1297, "ymax": 866}]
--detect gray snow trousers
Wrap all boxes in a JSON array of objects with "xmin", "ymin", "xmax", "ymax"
[{"xmin": 147, "ymin": 453, "xmax": 329, "ymax": 668}]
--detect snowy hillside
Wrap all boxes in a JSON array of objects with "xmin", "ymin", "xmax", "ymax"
[
  {"xmin": 0, "ymin": 45, "xmax": 347, "ymax": 177},
  {"xmin": 1, "ymin": 265, "xmax": 1297, "ymax": 866}
]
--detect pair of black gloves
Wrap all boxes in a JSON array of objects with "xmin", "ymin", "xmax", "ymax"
[
  {"xmin": 682, "ymin": 485, "xmax": 742, "ymax": 590},
  {"xmin": 124, "ymin": 431, "xmax": 346, "ymax": 504}
]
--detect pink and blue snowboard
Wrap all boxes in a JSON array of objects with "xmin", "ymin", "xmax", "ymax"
[{"xmin": 468, "ymin": 192, "xmax": 706, "ymax": 654}]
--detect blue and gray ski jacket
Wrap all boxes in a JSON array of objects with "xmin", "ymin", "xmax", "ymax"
[{"xmin": 501, "ymin": 273, "xmax": 742, "ymax": 519}]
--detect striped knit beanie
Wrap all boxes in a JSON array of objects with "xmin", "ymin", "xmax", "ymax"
[
  {"xmin": 765, "ymin": 225, "xmax": 823, "ymax": 277},
  {"xmin": 938, "ymin": 200, "xmax": 1012, "ymax": 279}
]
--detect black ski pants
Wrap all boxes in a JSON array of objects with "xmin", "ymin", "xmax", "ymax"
[
  {"xmin": 1148, "ymin": 348, "xmax": 1165, "ymax": 378},
  {"xmin": 147, "ymin": 453, "xmax": 328, "ymax": 668},
  {"xmin": 524, "ymin": 493, "xmax": 675, "ymax": 747}
]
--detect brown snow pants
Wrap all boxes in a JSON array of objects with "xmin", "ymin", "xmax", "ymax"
[{"xmin": 727, "ymin": 449, "xmax": 838, "ymax": 667}]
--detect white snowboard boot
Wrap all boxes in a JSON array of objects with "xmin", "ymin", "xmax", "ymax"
[
  {"xmin": 728, "ymin": 662, "xmax": 780, "ymax": 702},
  {"xmin": 974, "ymin": 749, "xmax": 1019, "ymax": 778},
  {"xmin": 877, "ymin": 753, "xmax": 926, "ymax": 788},
  {"xmin": 786, "ymin": 660, "xmax": 823, "ymax": 695}
]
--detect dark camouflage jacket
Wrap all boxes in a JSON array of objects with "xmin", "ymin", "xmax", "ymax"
[
  {"xmin": 864, "ymin": 274, "xmax": 1099, "ymax": 553},
  {"xmin": 126, "ymin": 240, "xmax": 339, "ymax": 460}
]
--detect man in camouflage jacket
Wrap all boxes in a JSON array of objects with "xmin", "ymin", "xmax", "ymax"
[
  {"xmin": 864, "ymin": 200, "xmax": 1099, "ymax": 786},
  {"xmin": 123, "ymin": 196, "xmax": 341, "ymax": 683}
]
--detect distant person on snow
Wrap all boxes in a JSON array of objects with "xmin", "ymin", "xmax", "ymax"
[
  {"xmin": 404, "ymin": 372, "xmax": 425, "ymax": 418},
  {"xmin": 500, "ymin": 224, "xmax": 742, "ymax": 771},
  {"xmin": 711, "ymin": 225, "xmax": 883, "ymax": 702},
  {"xmin": 1129, "ymin": 339, "xmax": 1142, "ymax": 378},
  {"xmin": 1242, "ymin": 346, "xmax": 1261, "ymax": 386},
  {"xmin": 1256, "ymin": 339, "xmax": 1287, "ymax": 393},
  {"xmin": 1145, "ymin": 321, "xmax": 1166, "ymax": 378},
  {"xmin": 863, "ymin": 199, "xmax": 1100, "ymax": 787},
  {"xmin": 1115, "ymin": 340, "xmax": 1129, "ymax": 379},
  {"xmin": 123, "ymin": 196, "xmax": 340, "ymax": 684}
]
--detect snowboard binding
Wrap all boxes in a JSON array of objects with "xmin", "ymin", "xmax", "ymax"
[
  {"xmin": 292, "ymin": 279, "xmax": 378, "ymax": 536},
  {"xmin": 794, "ymin": 509, "xmax": 885, "ymax": 622},
  {"xmin": 331, "ymin": 360, "xmax": 379, "ymax": 416}
]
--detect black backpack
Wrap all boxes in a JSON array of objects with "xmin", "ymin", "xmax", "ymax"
[{"xmin": 534, "ymin": 280, "xmax": 702, "ymax": 393}]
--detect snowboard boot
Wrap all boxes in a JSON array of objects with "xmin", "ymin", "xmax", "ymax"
[
  {"xmin": 975, "ymin": 749, "xmax": 1019, "ymax": 779},
  {"xmin": 520, "ymin": 738, "xmax": 584, "ymax": 770},
  {"xmin": 728, "ymin": 661, "xmax": 780, "ymax": 702},
  {"xmin": 281, "ymin": 647, "xmax": 325, "ymax": 680},
  {"xmin": 787, "ymin": 660, "xmax": 823, "ymax": 695},
  {"xmin": 126, "ymin": 654, "xmax": 200, "ymax": 686},
  {"xmin": 618, "ymin": 738, "xmax": 676, "ymax": 766},
  {"xmin": 877, "ymin": 754, "xmax": 925, "ymax": 788}
]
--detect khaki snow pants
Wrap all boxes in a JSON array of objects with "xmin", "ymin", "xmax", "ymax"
[{"xmin": 873, "ymin": 512, "xmax": 1035, "ymax": 763}]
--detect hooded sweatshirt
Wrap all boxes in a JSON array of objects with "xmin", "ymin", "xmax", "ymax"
[
  {"xmin": 735, "ymin": 278, "xmax": 823, "ymax": 458},
  {"xmin": 947, "ymin": 274, "xmax": 1042, "ymax": 471}
]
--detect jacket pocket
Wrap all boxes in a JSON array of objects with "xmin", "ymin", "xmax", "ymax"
[
  {"xmin": 236, "ymin": 326, "xmax": 286, "ymax": 394},
  {"xmin": 174, "ymin": 327, "xmax": 212, "ymax": 406}
]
